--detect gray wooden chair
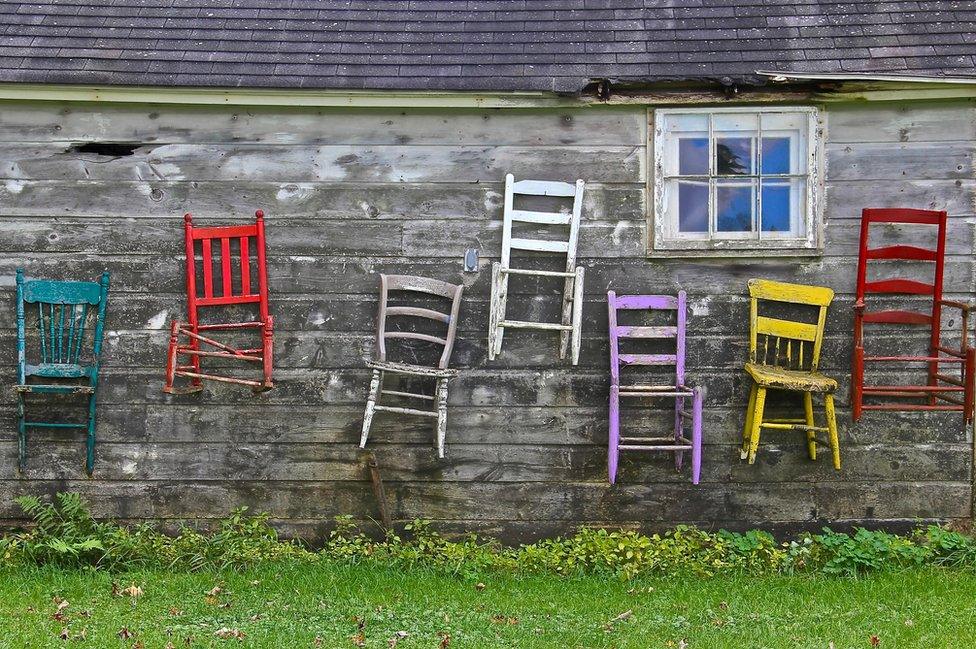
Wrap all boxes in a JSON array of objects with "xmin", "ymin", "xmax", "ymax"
[
  {"xmin": 488, "ymin": 173, "xmax": 586, "ymax": 364},
  {"xmin": 360, "ymin": 274, "xmax": 464, "ymax": 458}
]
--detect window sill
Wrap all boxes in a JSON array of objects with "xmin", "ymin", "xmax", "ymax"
[{"xmin": 647, "ymin": 244, "xmax": 824, "ymax": 259}]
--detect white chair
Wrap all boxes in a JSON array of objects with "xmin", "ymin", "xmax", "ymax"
[{"xmin": 488, "ymin": 174, "xmax": 586, "ymax": 365}]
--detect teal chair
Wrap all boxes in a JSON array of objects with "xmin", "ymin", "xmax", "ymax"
[{"xmin": 15, "ymin": 269, "xmax": 110, "ymax": 475}]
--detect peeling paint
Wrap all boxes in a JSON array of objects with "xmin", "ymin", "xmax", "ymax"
[
  {"xmin": 147, "ymin": 310, "xmax": 169, "ymax": 330},
  {"xmin": 3, "ymin": 179, "xmax": 25, "ymax": 194}
]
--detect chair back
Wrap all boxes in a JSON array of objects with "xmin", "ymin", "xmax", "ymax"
[
  {"xmin": 607, "ymin": 291, "xmax": 688, "ymax": 387},
  {"xmin": 500, "ymin": 174, "xmax": 584, "ymax": 272},
  {"xmin": 374, "ymin": 274, "xmax": 463, "ymax": 369},
  {"xmin": 855, "ymin": 208, "xmax": 946, "ymax": 328},
  {"xmin": 16, "ymin": 269, "xmax": 110, "ymax": 384},
  {"xmin": 183, "ymin": 210, "xmax": 270, "ymax": 325},
  {"xmin": 748, "ymin": 279, "xmax": 833, "ymax": 372}
]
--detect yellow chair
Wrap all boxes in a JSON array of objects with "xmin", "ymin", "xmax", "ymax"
[{"xmin": 741, "ymin": 279, "xmax": 841, "ymax": 469}]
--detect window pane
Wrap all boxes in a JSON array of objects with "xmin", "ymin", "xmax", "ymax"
[
  {"xmin": 760, "ymin": 181, "xmax": 791, "ymax": 232},
  {"xmin": 760, "ymin": 112, "xmax": 807, "ymax": 174},
  {"xmin": 715, "ymin": 137, "xmax": 753, "ymax": 175},
  {"xmin": 678, "ymin": 137, "xmax": 708, "ymax": 175},
  {"xmin": 761, "ymin": 137, "xmax": 791, "ymax": 174},
  {"xmin": 716, "ymin": 182, "xmax": 754, "ymax": 232},
  {"xmin": 760, "ymin": 178, "xmax": 806, "ymax": 237},
  {"xmin": 677, "ymin": 181, "xmax": 708, "ymax": 233}
]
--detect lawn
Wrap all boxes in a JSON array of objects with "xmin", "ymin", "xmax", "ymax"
[{"xmin": 0, "ymin": 564, "xmax": 974, "ymax": 648}]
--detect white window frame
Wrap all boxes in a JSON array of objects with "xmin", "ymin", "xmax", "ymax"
[{"xmin": 650, "ymin": 106, "xmax": 824, "ymax": 256}]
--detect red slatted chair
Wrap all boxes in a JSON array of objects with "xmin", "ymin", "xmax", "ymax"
[
  {"xmin": 164, "ymin": 211, "xmax": 274, "ymax": 394},
  {"xmin": 852, "ymin": 208, "xmax": 974, "ymax": 422}
]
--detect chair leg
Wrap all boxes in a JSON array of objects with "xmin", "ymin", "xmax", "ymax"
[
  {"xmin": 435, "ymin": 378, "xmax": 449, "ymax": 459},
  {"xmin": 85, "ymin": 392, "xmax": 97, "ymax": 476},
  {"xmin": 674, "ymin": 395, "xmax": 685, "ymax": 471},
  {"xmin": 825, "ymin": 393, "xmax": 841, "ymax": 470},
  {"xmin": 16, "ymin": 392, "xmax": 26, "ymax": 474},
  {"xmin": 559, "ymin": 271, "xmax": 573, "ymax": 361},
  {"xmin": 803, "ymin": 392, "xmax": 817, "ymax": 461},
  {"xmin": 569, "ymin": 266, "xmax": 584, "ymax": 366},
  {"xmin": 488, "ymin": 263, "xmax": 507, "ymax": 360},
  {"xmin": 163, "ymin": 320, "xmax": 180, "ymax": 394},
  {"xmin": 690, "ymin": 388, "xmax": 703, "ymax": 485},
  {"xmin": 746, "ymin": 387, "xmax": 767, "ymax": 465},
  {"xmin": 740, "ymin": 383, "xmax": 757, "ymax": 460},
  {"xmin": 360, "ymin": 369, "xmax": 382, "ymax": 448},
  {"xmin": 608, "ymin": 386, "xmax": 620, "ymax": 484},
  {"xmin": 964, "ymin": 347, "xmax": 975, "ymax": 423},
  {"xmin": 260, "ymin": 315, "xmax": 274, "ymax": 390},
  {"xmin": 851, "ymin": 345, "xmax": 864, "ymax": 421}
]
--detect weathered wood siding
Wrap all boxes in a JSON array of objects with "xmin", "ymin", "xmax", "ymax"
[{"xmin": 0, "ymin": 98, "xmax": 973, "ymax": 540}]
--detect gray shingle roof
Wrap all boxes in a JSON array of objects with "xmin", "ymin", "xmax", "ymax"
[{"xmin": 0, "ymin": 0, "xmax": 974, "ymax": 92}]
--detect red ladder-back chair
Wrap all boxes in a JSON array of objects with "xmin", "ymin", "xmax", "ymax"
[
  {"xmin": 852, "ymin": 208, "xmax": 974, "ymax": 422},
  {"xmin": 164, "ymin": 211, "xmax": 274, "ymax": 394}
]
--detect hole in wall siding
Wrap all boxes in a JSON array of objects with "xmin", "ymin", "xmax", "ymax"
[{"xmin": 68, "ymin": 142, "xmax": 143, "ymax": 157}]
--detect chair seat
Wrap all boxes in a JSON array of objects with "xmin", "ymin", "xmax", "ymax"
[
  {"xmin": 26, "ymin": 363, "xmax": 92, "ymax": 379},
  {"xmin": 366, "ymin": 359, "xmax": 457, "ymax": 378},
  {"xmin": 15, "ymin": 383, "xmax": 94, "ymax": 395},
  {"xmin": 745, "ymin": 363, "xmax": 837, "ymax": 393}
]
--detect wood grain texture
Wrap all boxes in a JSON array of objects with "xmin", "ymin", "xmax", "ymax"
[{"xmin": 0, "ymin": 99, "xmax": 973, "ymax": 541}]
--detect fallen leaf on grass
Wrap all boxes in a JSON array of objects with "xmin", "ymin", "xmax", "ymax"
[
  {"xmin": 59, "ymin": 628, "xmax": 69, "ymax": 641},
  {"xmin": 870, "ymin": 635, "xmax": 880, "ymax": 646},
  {"xmin": 387, "ymin": 631, "xmax": 409, "ymax": 648},
  {"xmin": 111, "ymin": 582, "xmax": 121, "ymax": 597},
  {"xmin": 207, "ymin": 586, "xmax": 223, "ymax": 597},
  {"xmin": 169, "ymin": 607, "xmax": 184, "ymax": 617},
  {"xmin": 313, "ymin": 637, "xmax": 324, "ymax": 647},
  {"xmin": 438, "ymin": 631, "xmax": 451, "ymax": 648},
  {"xmin": 121, "ymin": 584, "xmax": 144, "ymax": 598},
  {"xmin": 214, "ymin": 627, "xmax": 246, "ymax": 640},
  {"xmin": 678, "ymin": 641, "xmax": 688, "ymax": 649},
  {"xmin": 117, "ymin": 627, "xmax": 134, "ymax": 640},
  {"xmin": 349, "ymin": 632, "xmax": 366, "ymax": 647},
  {"xmin": 132, "ymin": 642, "xmax": 145, "ymax": 649},
  {"xmin": 490, "ymin": 615, "xmax": 519, "ymax": 625},
  {"xmin": 904, "ymin": 619, "xmax": 914, "ymax": 627},
  {"xmin": 475, "ymin": 582, "xmax": 486, "ymax": 591},
  {"xmin": 164, "ymin": 643, "xmax": 175, "ymax": 649}
]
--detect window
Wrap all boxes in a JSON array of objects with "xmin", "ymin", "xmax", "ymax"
[{"xmin": 651, "ymin": 107, "xmax": 822, "ymax": 254}]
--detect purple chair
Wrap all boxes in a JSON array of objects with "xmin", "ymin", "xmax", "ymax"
[{"xmin": 608, "ymin": 291, "xmax": 703, "ymax": 484}]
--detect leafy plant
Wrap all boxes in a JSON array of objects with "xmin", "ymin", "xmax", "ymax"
[{"xmin": 4, "ymin": 492, "xmax": 976, "ymax": 578}]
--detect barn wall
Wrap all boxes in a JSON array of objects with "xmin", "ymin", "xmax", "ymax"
[{"xmin": 0, "ymin": 98, "xmax": 973, "ymax": 540}]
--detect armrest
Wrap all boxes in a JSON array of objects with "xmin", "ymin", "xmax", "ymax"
[{"xmin": 938, "ymin": 298, "xmax": 971, "ymax": 313}]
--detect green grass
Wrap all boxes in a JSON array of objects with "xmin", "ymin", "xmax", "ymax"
[{"xmin": 1, "ymin": 563, "xmax": 975, "ymax": 648}]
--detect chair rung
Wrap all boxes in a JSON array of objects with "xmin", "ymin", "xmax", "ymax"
[
  {"xmin": 760, "ymin": 422, "xmax": 828, "ymax": 432},
  {"xmin": 178, "ymin": 349, "xmax": 263, "ymax": 362},
  {"xmin": 863, "ymin": 385, "xmax": 964, "ymax": 393},
  {"xmin": 501, "ymin": 268, "xmax": 576, "ymax": 278},
  {"xmin": 619, "ymin": 391, "xmax": 693, "ymax": 398},
  {"xmin": 864, "ymin": 355, "xmax": 963, "ymax": 363},
  {"xmin": 23, "ymin": 421, "xmax": 88, "ymax": 429},
  {"xmin": 174, "ymin": 370, "xmax": 264, "ymax": 388},
  {"xmin": 619, "ymin": 444, "xmax": 692, "ymax": 451},
  {"xmin": 862, "ymin": 404, "xmax": 965, "ymax": 412},
  {"xmin": 373, "ymin": 405, "xmax": 437, "ymax": 418},
  {"xmin": 620, "ymin": 436, "xmax": 692, "ymax": 444},
  {"xmin": 381, "ymin": 389, "xmax": 435, "ymax": 401},
  {"xmin": 498, "ymin": 319, "xmax": 573, "ymax": 331},
  {"xmin": 935, "ymin": 346, "xmax": 966, "ymax": 359}
]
